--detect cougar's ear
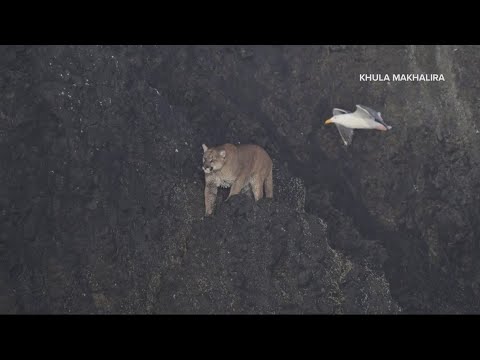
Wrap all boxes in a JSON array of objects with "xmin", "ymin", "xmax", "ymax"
[
  {"xmin": 202, "ymin": 144, "xmax": 208, "ymax": 152},
  {"xmin": 219, "ymin": 150, "xmax": 226, "ymax": 158}
]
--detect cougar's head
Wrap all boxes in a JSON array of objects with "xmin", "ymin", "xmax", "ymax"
[{"xmin": 202, "ymin": 144, "xmax": 226, "ymax": 174}]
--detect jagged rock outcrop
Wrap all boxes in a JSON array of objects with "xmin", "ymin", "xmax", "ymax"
[{"xmin": 1, "ymin": 45, "xmax": 479, "ymax": 313}]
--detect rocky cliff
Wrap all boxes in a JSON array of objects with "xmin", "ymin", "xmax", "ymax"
[{"xmin": 1, "ymin": 45, "xmax": 479, "ymax": 313}]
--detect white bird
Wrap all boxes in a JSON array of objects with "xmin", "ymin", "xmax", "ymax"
[{"xmin": 324, "ymin": 105, "xmax": 392, "ymax": 146}]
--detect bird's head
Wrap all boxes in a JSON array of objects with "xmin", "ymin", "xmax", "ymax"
[{"xmin": 324, "ymin": 116, "xmax": 338, "ymax": 125}]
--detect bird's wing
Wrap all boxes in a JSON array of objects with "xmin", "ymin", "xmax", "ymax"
[
  {"xmin": 356, "ymin": 105, "xmax": 392, "ymax": 129},
  {"xmin": 335, "ymin": 124, "xmax": 354, "ymax": 146},
  {"xmin": 357, "ymin": 104, "xmax": 380, "ymax": 117},
  {"xmin": 333, "ymin": 108, "xmax": 349, "ymax": 116},
  {"xmin": 354, "ymin": 105, "xmax": 376, "ymax": 120}
]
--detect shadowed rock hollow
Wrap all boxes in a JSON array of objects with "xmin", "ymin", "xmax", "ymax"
[{"xmin": 1, "ymin": 45, "xmax": 479, "ymax": 313}]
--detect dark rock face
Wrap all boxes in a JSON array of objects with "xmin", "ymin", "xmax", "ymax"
[{"xmin": 1, "ymin": 45, "xmax": 479, "ymax": 313}]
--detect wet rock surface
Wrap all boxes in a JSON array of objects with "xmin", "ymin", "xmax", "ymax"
[{"xmin": 1, "ymin": 45, "xmax": 479, "ymax": 313}]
